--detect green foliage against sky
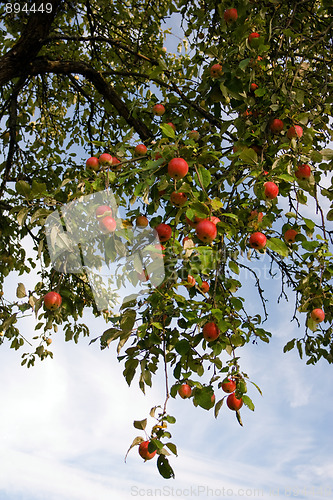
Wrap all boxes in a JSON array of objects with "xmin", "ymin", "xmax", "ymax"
[{"xmin": 0, "ymin": 0, "xmax": 332, "ymax": 478}]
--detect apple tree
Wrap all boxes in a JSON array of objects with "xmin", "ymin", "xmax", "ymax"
[{"xmin": 0, "ymin": 0, "xmax": 332, "ymax": 478}]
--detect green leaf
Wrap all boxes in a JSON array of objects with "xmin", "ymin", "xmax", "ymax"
[
  {"xmin": 239, "ymin": 148, "xmax": 258, "ymax": 165},
  {"xmin": 320, "ymin": 148, "xmax": 333, "ymax": 161},
  {"xmin": 193, "ymin": 386, "xmax": 214, "ymax": 410},
  {"xmin": 239, "ymin": 58, "xmax": 251, "ymax": 71},
  {"xmin": 195, "ymin": 166, "xmax": 211, "ymax": 189},
  {"xmin": 120, "ymin": 309, "xmax": 136, "ymax": 334},
  {"xmin": 133, "ymin": 418, "xmax": 147, "ymax": 430},
  {"xmin": 16, "ymin": 181, "xmax": 31, "ymax": 199},
  {"xmin": 165, "ymin": 442, "xmax": 178, "ymax": 456},
  {"xmin": 175, "ymin": 339, "xmax": 190, "ymax": 355},
  {"xmin": 214, "ymin": 398, "xmax": 224, "ymax": 418},
  {"xmin": 266, "ymin": 238, "xmax": 289, "ymax": 257},
  {"xmin": 327, "ymin": 210, "xmax": 333, "ymax": 222},
  {"xmin": 160, "ymin": 123, "xmax": 175, "ymax": 139},
  {"xmin": 283, "ymin": 339, "xmax": 296, "ymax": 353},
  {"xmin": 16, "ymin": 283, "xmax": 27, "ymax": 298},
  {"xmin": 229, "ymin": 260, "xmax": 239, "ymax": 274},
  {"xmin": 242, "ymin": 394, "xmax": 255, "ymax": 411},
  {"xmin": 157, "ymin": 455, "xmax": 175, "ymax": 479},
  {"xmin": 303, "ymin": 217, "xmax": 315, "ymax": 230}
]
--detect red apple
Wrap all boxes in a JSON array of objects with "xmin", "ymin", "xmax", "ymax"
[
  {"xmin": 178, "ymin": 383, "xmax": 192, "ymax": 399},
  {"xmin": 295, "ymin": 164, "xmax": 311, "ymax": 180},
  {"xmin": 187, "ymin": 275, "xmax": 196, "ymax": 287},
  {"xmin": 249, "ymin": 232, "xmax": 266, "ymax": 250},
  {"xmin": 287, "ymin": 125, "xmax": 303, "ymax": 139},
  {"xmin": 196, "ymin": 219, "xmax": 217, "ymax": 243},
  {"xmin": 224, "ymin": 8, "xmax": 238, "ymax": 22},
  {"xmin": 99, "ymin": 216, "xmax": 117, "ymax": 233},
  {"xmin": 227, "ymin": 393, "xmax": 243, "ymax": 411},
  {"xmin": 86, "ymin": 156, "xmax": 99, "ymax": 171},
  {"xmin": 110, "ymin": 157, "xmax": 121, "ymax": 168},
  {"xmin": 248, "ymin": 32, "xmax": 260, "ymax": 46},
  {"xmin": 168, "ymin": 158, "xmax": 189, "ymax": 180},
  {"xmin": 155, "ymin": 223, "xmax": 172, "ymax": 242},
  {"xmin": 264, "ymin": 181, "xmax": 279, "ymax": 199},
  {"xmin": 200, "ymin": 281, "xmax": 210, "ymax": 293},
  {"xmin": 170, "ymin": 191, "xmax": 188, "ymax": 207},
  {"xmin": 251, "ymin": 144, "xmax": 263, "ymax": 154},
  {"xmin": 188, "ymin": 130, "xmax": 200, "ymax": 141},
  {"xmin": 136, "ymin": 215, "xmax": 149, "ymax": 227},
  {"xmin": 311, "ymin": 308, "xmax": 325, "ymax": 323},
  {"xmin": 210, "ymin": 63, "xmax": 223, "ymax": 78},
  {"xmin": 98, "ymin": 153, "xmax": 113, "ymax": 166},
  {"xmin": 134, "ymin": 144, "xmax": 147, "ymax": 156},
  {"xmin": 95, "ymin": 205, "xmax": 112, "ymax": 219},
  {"xmin": 203, "ymin": 322, "xmax": 220, "ymax": 342},
  {"xmin": 44, "ymin": 291, "xmax": 62, "ymax": 311},
  {"xmin": 153, "ymin": 104, "xmax": 165, "ymax": 116},
  {"xmin": 270, "ymin": 119, "xmax": 284, "ymax": 133},
  {"xmin": 221, "ymin": 378, "xmax": 236, "ymax": 393},
  {"xmin": 250, "ymin": 83, "xmax": 258, "ymax": 92},
  {"xmin": 138, "ymin": 441, "xmax": 156, "ymax": 460},
  {"xmin": 284, "ymin": 229, "xmax": 298, "ymax": 243}
]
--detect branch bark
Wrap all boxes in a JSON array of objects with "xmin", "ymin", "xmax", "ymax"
[
  {"xmin": 29, "ymin": 58, "xmax": 153, "ymax": 141},
  {"xmin": 0, "ymin": 0, "xmax": 63, "ymax": 85}
]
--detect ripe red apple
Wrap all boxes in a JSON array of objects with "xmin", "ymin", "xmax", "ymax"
[
  {"xmin": 224, "ymin": 8, "xmax": 238, "ymax": 22},
  {"xmin": 287, "ymin": 125, "xmax": 303, "ymax": 139},
  {"xmin": 295, "ymin": 164, "xmax": 311, "ymax": 180},
  {"xmin": 270, "ymin": 118, "xmax": 284, "ymax": 133},
  {"xmin": 170, "ymin": 191, "xmax": 188, "ymax": 207},
  {"xmin": 178, "ymin": 383, "xmax": 192, "ymax": 399},
  {"xmin": 136, "ymin": 215, "xmax": 149, "ymax": 227},
  {"xmin": 203, "ymin": 322, "xmax": 220, "ymax": 342},
  {"xmin": 99, "ymin": 216, "xmax": 117, "ymax": 233},
  {"xmin": 221, "ymin": 378, "xmax": 236, "ymax": 393},
  {"xmin": 166, "ymin": 122, "xmax": 176, "ymax": 131},
  {"xmin": 188, "ymin": 130, "xmax": 200, "ymax": 141},
  {"xmin": 250, "ymin": 83, "xmax": 258, "ymax": 92},
  {"xmin": 210, "ymin": 63, "xmax": 223, "ymax": 78},
  {"xmin": 95, "ymin": 205, "xmax": 112, "ymax": 219},
  {"xmin": 200, "ymin": 281, "xmax": 210, "ymax": 293},
  {"xmin": 110, "ymin": 157, "xmax": 121, "ymax": 168},
  {"xmin": 138, "ymin": 441, "xmax": 157, "ymax": 460},
  {"xmin": 86, "ymin": 156, "xmax": 99, "ymax": 171},
  {"xmin": 187, "ymin": 275, "xmax": 196, "ymax": 287},
  {"xmin": 168, "ymin": 158, "xmax": 189, "ymax": 180},
  {"xmin": 211, "ymin": 394, "xmax": 216, "ymax": 404},
  {"xmin": 284, "ymin": 229, "xmax": 298, "ymax": 243},
  {"xmin": 249, "ymin": 232, "xmax": 267, "ymax": 250},
  {"xmin": 227, "ymin": 393, "xmax": 243, "ymax": 411},
  {"xmin": 196, "ymin": 219, "xmax": 217, "ymax": 243},
  {"xmin": 248, "ymin": 32, "xmax": 260, "ymax": 47},
  {"xmin": 264, "ymin": 181, "xmax": 279, "ymax": 199},
  {"xmin": 155, "ymin": 223, "xmax": 172, "ymax": 242},
  {"xmin": 311, "ymin": 308, "xmax": 325, "ymax": 323},
  {"xmin": 98, "ymin": 153, "xmax": 113, "ymax": 166},
  {"xmin": 134, "ymin": 144, "xmax": 147, "ymax": 156},
  {"xmin": 153, "ymin": 104, "xmax": 165, "ymax": 116},
  {"xmin": 44, "ymin": 291, "xmax": 62, "ymax": 311}
]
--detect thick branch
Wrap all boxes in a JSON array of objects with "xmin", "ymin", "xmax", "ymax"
[
  {"xmin": 29, "ymin": 58, "xmax": 153, "ymax": 141},
  {"xmin": 0, "ymin": 0, "xmax": 63, "ymax": 86}
]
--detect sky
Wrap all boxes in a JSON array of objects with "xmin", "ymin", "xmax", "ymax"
[{"xmin": 0, "ymin": 10, "xmax": 333, "ymax": 500}]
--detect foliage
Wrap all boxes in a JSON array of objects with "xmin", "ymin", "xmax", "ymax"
[{"xmin": 0, "ymin": 0, "xmax": 332, "ymax": 479}]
